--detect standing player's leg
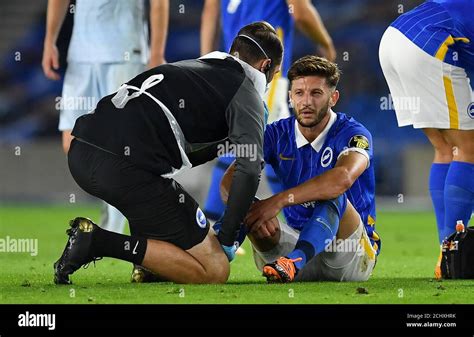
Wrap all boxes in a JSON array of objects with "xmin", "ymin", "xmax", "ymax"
[
  {"xmin": 434, "ymin": 55, "xmax": 474, "ymax": 239},
  {"xmin": 423, "ymin": 128, "xmax": 453, "ymax": 243},
  {"xmin": 379, "ymin": 26, "xmax": 471, "ymax": 278},
  {"xmin": 62, "ymin": 130, "xmax": 75, "ymax": 154},
  {"xmin": 59, "ymin": 63, "xmax": 95, "ymax": 154},
  {"xmin": 440, "ymin": 129, "xmax": 474, "ymax": 234}
]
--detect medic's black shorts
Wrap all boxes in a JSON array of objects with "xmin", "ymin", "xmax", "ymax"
[{"xmin": 68, "ymin": 139, "xmax": 209, "ymax": 250}]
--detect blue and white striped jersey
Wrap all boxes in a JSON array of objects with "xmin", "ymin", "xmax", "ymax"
[
  {"xmin": 391, "ymin": 0, "xmax": 474, "ymax": 70},
  {"xmin": 264, "ymin": 112, "xmax": 377, "ymax": 239},
  {"xmin": 220, "ymin": 0, "xmax": 294, "ymax": 75}
]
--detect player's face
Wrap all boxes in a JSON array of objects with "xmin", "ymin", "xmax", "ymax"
[{"xmin": 290, "ymin": 76, "xmax": 339, "ymax": 128}]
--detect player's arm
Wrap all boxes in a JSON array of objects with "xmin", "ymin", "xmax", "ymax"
[
  {"xmin": 200, "ymin": 0, "xmax": 220, "ymax": 55},
  {"xmin": 245, "ymin": 151, "xmax": 368, "ymax": 228},
  {"xmin": 186, "ymin": 140, "xmax": 227, "ymax": 167},
  {"xmin": 148, "ymin": 0, "xmax": 169, "ymax": 68},
  {"xmin": 217, "ymin": 90, "xmax": 265, "ymax": 248},
  {"xmin": 281, "ymin": 151, "xmax": 367, "ymax": 205},
  {"xmin": 287, "ymin": 0, "xmax": 336, "ymax": 61},
  {"xmin": 42, "ymin": 0, "xmax": 70, "ymax": 80}
]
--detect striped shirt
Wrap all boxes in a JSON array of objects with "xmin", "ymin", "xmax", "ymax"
[
  {"xmin": 264, "ymin": 112, "xmax": 378, "ymax": 248},
  {"xmin": 391, "ymin": 0, "xmax": 474, "ymax": 70},
  {"xmin": 220, "ymin": 0, "xmax": 294, "ymax": 75}
]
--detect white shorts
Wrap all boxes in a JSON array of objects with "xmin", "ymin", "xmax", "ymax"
[
  {"xmin": 379, "ymin": 26, "xmax": 474, "ymax": 130},
  {"xmin": 252, "ymin": 219, "xmax": 377, "ymax": 282},
  {"xmin": 264, "ymin": 77, "xmax": 291, "ymax": 123},
  {"xmin": 59, "ymin": 62, "xmax": 145, "ymax": 131}
]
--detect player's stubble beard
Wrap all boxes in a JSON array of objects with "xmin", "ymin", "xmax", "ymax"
[{"xmin": 295, "ymin": 96, "xmax": 330, "ymax": 129}]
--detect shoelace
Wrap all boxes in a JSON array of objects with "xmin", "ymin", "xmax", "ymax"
[
  {"xmin": 65, "ymin": 226, "xmax": 102, "ymax": 270},
  {"xmin": 82, "ymin": 257, "xmax": 103, "ymax": 270}
]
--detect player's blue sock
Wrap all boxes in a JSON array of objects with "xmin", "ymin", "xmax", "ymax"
[
  {"xmin": 287, "ymin": 195, "xmax": 347, "ymax": 270},
  {"xmin": 265, "ymin": 165, "xmax": 284, "ymax": 194},
  {"xmin": 443, "ymin": 161, "xmax": 474, "ymax": 239},
  {"xmin": 429, "ymin": 163, "xmax": 450, "ymax": 243},
  {"xmin": 203, "ymin": 156, "xmax": 235, "ymax": 221}
]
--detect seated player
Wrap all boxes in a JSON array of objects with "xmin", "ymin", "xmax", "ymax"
[
  {"xmin": 53, "ymin": 21, "xmax": 283, "ymax": 284},
  {"xmin": 201, "ymin": 0, "xmax": 337, "ymax": 224},
  {"xmin": 379, "ymin": 0, "xmax": 474, "ymax": 279},
  {"xmin": 222, "ymin": 56, "xmax": 381, "ymax": 282}
]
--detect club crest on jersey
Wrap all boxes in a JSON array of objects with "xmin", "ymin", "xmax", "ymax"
[
  {"xmin": 468, "ymin": 102, "xmax": 474, "ymax": 119},
  {"xmin": 196, "ymin": 208, "xmax": 207, "ymax": 228},
  {"xmin": 321, "ymin": 147, "xmax": 333, "ymax": 168},
  {"xmin": 349, "ymin": 135, "xmax": 370, "ymax": 150}
]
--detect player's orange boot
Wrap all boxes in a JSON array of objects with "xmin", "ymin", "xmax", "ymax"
[
  {"xmin": 434, "ymin": 247, "xmax": 442, "ymax": 280},
  {"xmin": 262, "ymin": 257, "xmax": 302, "ymax": 283}
]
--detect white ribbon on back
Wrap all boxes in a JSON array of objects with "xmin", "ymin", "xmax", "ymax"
[{"xmin": 111, "ymin": 74, "xmax": 193, "ymax": 178}]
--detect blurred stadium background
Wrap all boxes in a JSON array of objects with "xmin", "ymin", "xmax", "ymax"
[{"xmin": 0, "ymin": 0, "xmax": 430, "ymax": 211}]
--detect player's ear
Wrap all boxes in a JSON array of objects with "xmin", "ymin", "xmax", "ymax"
[
  {"xmin": 259, "ymin": 59, "xmax": 272, "ymax": 73},
  {"xmin": 329, "ymin": 89, "xmax": 339, "ymax": 107}
]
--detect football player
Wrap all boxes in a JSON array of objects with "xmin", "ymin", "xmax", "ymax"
[
  {"xmin": 43, "ymin": 0, "xmax": 169, "ymax": 234},
  {"xmin": 200, "ymin": 0, "xmax": 336, "ymax": 223},
  {"xmin": 379, "ymin": 0, "xmax": 474, "ymax": 278},
  {"xmin": 53, "ymin": 22, "xmax": 283, "ymax": 285},
  {"xmin": 222, "ymin": 56, "xmax": 381, "ymax": 282}
]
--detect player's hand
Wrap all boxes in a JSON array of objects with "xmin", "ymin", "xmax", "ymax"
[
  {"xmin": 42, "ymin": 43, "xmax": 61, "ymax": 80},
  {"xmin": 251, "ymin": 218, "xmax": 279, "ymax": 239},
  {"xmin": 244, "ymin": 195, "xmax": 283, "ymax": 234}
]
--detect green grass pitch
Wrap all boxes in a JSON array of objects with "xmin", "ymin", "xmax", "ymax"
[{"xmin": 1, "ymin": 205, "xmax": 474, "ymax": 304}]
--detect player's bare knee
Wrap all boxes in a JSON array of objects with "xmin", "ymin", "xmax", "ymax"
[
  {"xmin": 248, "ymin": 231, "xmax": 279, "ymax": 252},
  {"xmin": 423, "ymin": 128, "xmax": 453, "ymax": 162}
]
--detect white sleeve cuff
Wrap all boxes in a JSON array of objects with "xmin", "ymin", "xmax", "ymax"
[{"xmin": 337, "ymin": 148, "xmax": 370, "ymax": 168}]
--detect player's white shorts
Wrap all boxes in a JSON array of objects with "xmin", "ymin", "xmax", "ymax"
[
  {"xmin": 264, "ymin": 77, "xmax": 291, "ymax": 123},
  {"xmin": 252, "ymin": 218, "xmax": 377, "ymax": 282},
  {"xmin": 59, "ymin": 62, "xmax": 145, "ymax": 131},
  {"xmin": 379, "ymin": 26, "xmax": 474, "ymax": 130}
]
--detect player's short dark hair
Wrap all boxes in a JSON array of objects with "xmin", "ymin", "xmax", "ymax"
[
  {"xmin": 229, "ymin": 21, "xmax": 283, "ymax": 74},
  {"xmin": 288, "ymin": 56, "xmax": 341, "ymax": 90}
]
